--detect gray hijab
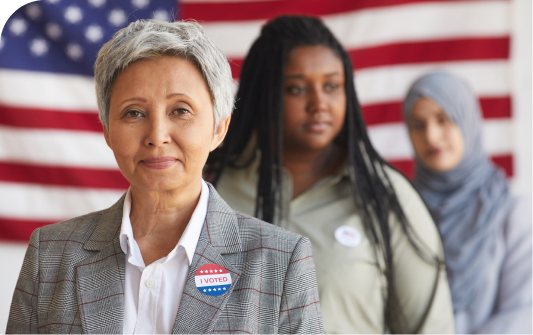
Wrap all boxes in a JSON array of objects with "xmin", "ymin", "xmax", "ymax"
[{"xmin": 403, "ymin": 72, "xmax": 509, "ymax": 312}]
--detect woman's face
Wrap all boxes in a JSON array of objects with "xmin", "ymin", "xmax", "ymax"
[
  {"xmin": 282, "ymin": 45, "xmax": 346, "ymax": 152},
  {"xmin": 408, "ymin": 97, "xmax": 465, "ymax": 172},
  {"xmin": 104, "ymin": 56, "xmax": 229, "ymax": 193}
]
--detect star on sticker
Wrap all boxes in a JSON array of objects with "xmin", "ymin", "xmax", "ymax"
[
  {"xmin": 85, "ymin": 25, "xmax": 103, "ymax": 43},
  {"xmin": 203, "ymin": 289, "xmax": 206, "ymax": 292},
  {"xmin": 210, "ymin": 270, "xmax": 213, "ymax": 273},
  {"xmin": 200, "ymin": 270, "xmax": 203, "ymax": 273},
  {"xmin": 223, "ymin": 287, "xmax": 226, "ymax": 290},
  {"xmin": 66, "ymin": 43, "xmax": 83, "ymax": 61},
  {"xmin": 10, "ymin": 19, "xmax": 27, "ymax": 36},
  {"xmin": 64, "ymin": 6, "xmax": 83, "ymax": 24},
  {"xmin": 108, "ymin": 9, "xmax": 126, "ymax": 27},
  {"xmin": 30, "ymin": 38, "xmax": 48, "ymax": 57},
  {"xmin": 26, "ymin": 3, "xmax": 42, "ymax": 20},
  {"xmin": 214, "ymin": 270, "xmax": 218, "ymax": 273},
  {"xmin": 218, "ymin": 288, "xmax": 221, "ymax": 290},
  {"xmin": 208, "ymin": 288, "xmax": 212, "ymax": 291}
]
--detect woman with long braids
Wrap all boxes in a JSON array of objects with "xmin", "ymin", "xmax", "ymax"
[{"xmin": 208, "ymin": 16, "xmax": 454, "ymax": 333}]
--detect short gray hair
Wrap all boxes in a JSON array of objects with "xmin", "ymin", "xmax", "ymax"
[{"xmin": 94, "ymin": 20, "xmax": 234, "ymax": 130}]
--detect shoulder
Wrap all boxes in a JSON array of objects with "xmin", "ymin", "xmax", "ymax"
[
  {"xmin": 36, "ymin": 194, "xmax": 125, "ymax": 245},
  {"xmin": 503, "ymin": 191, "xmax": 532, "ymax": 246},
  {"xmin": 234, "ymin": 210, "xmax": 307, "ymax": 248},
  {"xmin": 383, "ymin": 165, "xmax": 443, "ymax": 255}
]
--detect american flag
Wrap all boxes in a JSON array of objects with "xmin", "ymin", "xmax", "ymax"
[{"xmin": 0, "ymin": 0, "xmax": 526, "ymax": 323}]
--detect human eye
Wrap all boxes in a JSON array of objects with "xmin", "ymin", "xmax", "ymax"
[
  {"xmin": 409, "ymin": 120, "xmax": 425, "ymax": 131},
  {"xmin": 124, "ymin": 109, "xmax": 144, "ymax": 119},
  {"xmin": 171, "ymin": 108, "xmax": 191, "ymax": 118},
  {"xmin": 324, "ymin": 82, "xmax": 339, "ymax": 93},
  {"xmin": 286, "ymin": 85, "xmax": 306, "ymax": 96}
]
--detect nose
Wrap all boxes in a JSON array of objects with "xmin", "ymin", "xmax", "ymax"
[
  {"xmin": 306, "ymin": 85, "xmax": 328, "ymax": 114},
  {"xmin": 144, "ymin": 112, "xmax": 171, "ymax": 147},
  {"xmin": 425, "ymin": 121, "xmax": 442, "ymax": 146}
]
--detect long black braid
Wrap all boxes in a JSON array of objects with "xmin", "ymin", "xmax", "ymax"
[{"xmin": 208, "ymin": 16, "xmax": 441, "ymax": 333}]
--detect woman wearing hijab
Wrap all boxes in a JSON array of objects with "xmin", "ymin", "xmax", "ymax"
[
  {"xmin": 208, "ymin": 16, "xmax": 455, "ymax": 333},
  {"xmin": 404, "ymin": 72, "xmax": 532, "ymax": 334}
]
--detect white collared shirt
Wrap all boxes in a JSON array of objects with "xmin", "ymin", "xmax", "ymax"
[{"xmin": 119, "ymin": 180, "xmax": 209, "ymax": 334}]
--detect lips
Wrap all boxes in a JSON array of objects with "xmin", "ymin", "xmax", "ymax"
[
  {"xmin": 141, "ymin": 156, "xmax": 177, "ymax": 169},
  {"xmin": 304, "ymin": 120, "xmax": 331, "ymax": 132}
]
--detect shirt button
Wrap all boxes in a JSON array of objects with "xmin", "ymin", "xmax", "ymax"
[{"xmin": 145, "ymin": 279, "xmax": 155, "ymax": 288}]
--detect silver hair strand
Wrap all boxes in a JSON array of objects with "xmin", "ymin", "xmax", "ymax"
[{"xmin": 94, "ymin": 19, "xmax": 234, "ymax": 131}]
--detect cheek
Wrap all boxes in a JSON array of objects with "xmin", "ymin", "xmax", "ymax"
[{"xmin": 448, "ymin": 127, "xmax": 465, "ymax": 160}]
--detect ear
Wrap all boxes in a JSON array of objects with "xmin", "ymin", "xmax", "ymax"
[
  {"xmin": 103, "ymin": 124, "xmax": 111, "ymax": 148},
  {"xmin": 210, "ymin": 116, "xmax": 231, "ymax": 151}
]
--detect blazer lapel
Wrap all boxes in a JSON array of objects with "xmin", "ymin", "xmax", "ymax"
[
  {"xmin": 76, "ymin": 195, "xmax": 126, "ymax": 334},
  {"xmin": 172, "ymin": 184, "xmax": 243, "ymax": 334}
]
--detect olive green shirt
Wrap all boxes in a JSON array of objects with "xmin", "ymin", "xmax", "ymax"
[{"xmin": 216, "ymin": 157, "xmax": 455, "ymax": 334}]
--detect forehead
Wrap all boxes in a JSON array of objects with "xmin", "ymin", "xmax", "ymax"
[
  {"xmin": 411, "ymin": 97, "xmax": 446, "ymax": 119},
  {"xmin": 284, "ymin": 45, "xmax": 343, "ymax": 75},
  {"xmin": 111, "ymin": 56, "xmax": 210, "ymax": 102}
]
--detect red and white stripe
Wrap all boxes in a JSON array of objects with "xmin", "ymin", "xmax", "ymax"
[{"xmin": 0, "ymin": 0, "xmax": 516, "ymax": 242}]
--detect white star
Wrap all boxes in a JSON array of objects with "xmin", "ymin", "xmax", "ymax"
[
  {"xmin": 132, "ymin": 0, "xmax": 149, "ymax": 9},
  {"xmin": 64, "ymin": 6, "xmax": 83, "ymax": 24},
  {"xmin": 108, "ymin": 9, "xmax": 126, "ymax": 27},
  {"xmin": 88, "ymin": 0, "xmax": 106, "ymax": 7},
  {"xmin": 218, "ymin": 288, "xmax": 221, "ymax": 290},
  {"xmin": 152, "ymin": 9, "xmax": 170, "ymax": 22},
  {"xmin": 214, "ymin": 269, "xmax": 218, "ymax": 273},
  {"xmin": 223, "ymin": 287, "xmax": 226, "ymax": 290},
  {"xmin": 46, "ymin": 23, "xmax": 62, "ymax": 40},
  {"xmin": 203, "ymin": 289, "xmax": 206, "ymax": 292},
  {"xmin": 26, "ymin": 3, "xmax": 42, "ymax": 20},
  {"xmin": 200, "ymin": 270, "xmax": 203, "ymax": 273},
  {"xmin": 30, "ymin": 38, "xmax": 48, "ymax": 57},
  {"xmin": 210, "ymin": 270, "xmax": 213, "ymax": 273},
  {"xmin": 85, "ymin": 25, "xmax": 103, "ymax": 43},
  {"xmin": 208, "ymin": 288, "xmax": 212, "ymax": 291},
  {"xmin": 9, "ymin": 19, "xmax": 27, "ymax": 36},
  {"xmin": 66, "ymin": 43, "xmax": 83, "ymax": 60}
]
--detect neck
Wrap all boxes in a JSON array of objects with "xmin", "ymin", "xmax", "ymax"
[
  {"xmin": 128, "ymin": 179, "xmax": 202, "ymax": 264},
  {"xmin": 283, "ymin": 144, "xmax": 345, "ymax": 198}
]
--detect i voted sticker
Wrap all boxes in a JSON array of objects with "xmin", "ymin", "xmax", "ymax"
[
  {"xmin": 334, "ymin": 225, "xmax": 362, "ymax": 247},
  {"xmin": 195, "ymin": 264, "xmax": 232, "ymax": 296}
]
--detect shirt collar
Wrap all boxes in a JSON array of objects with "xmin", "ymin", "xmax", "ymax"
[{"xmin": 119, "ymin": 179, "xmax": 210, "ymax": 267}]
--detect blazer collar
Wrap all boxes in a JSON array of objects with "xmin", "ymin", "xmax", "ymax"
[
  {"xmin": 172, "ymin": 184, "xmax": 243, "ymax": 333},
  {"xmin": 76, "ymin": 185, "xmax": 244, "ymax": 334}
]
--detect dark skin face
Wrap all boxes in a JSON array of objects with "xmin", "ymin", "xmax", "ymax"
[{"xmin": 282, "ymin": 45, "xmax": 347, "ymax": 198}]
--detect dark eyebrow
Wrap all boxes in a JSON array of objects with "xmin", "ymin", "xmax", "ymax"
[{"xmin": 284, "ymin": 71, "xmax": 341, "ymax": 80}]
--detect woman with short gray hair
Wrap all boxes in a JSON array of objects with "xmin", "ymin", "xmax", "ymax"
[{"xmin": 7, "ymin": 19, "xmax": 323, "ymax": 334}]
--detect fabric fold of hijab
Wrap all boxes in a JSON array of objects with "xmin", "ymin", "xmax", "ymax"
[{"xmin": 403, "ymin": 72, "xmax": 510, "ymax": 312}]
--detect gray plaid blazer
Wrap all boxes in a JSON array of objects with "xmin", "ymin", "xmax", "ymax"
[{"xmin": 7, "ymin": 184, "xmax": 323, "ymax": 334}]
